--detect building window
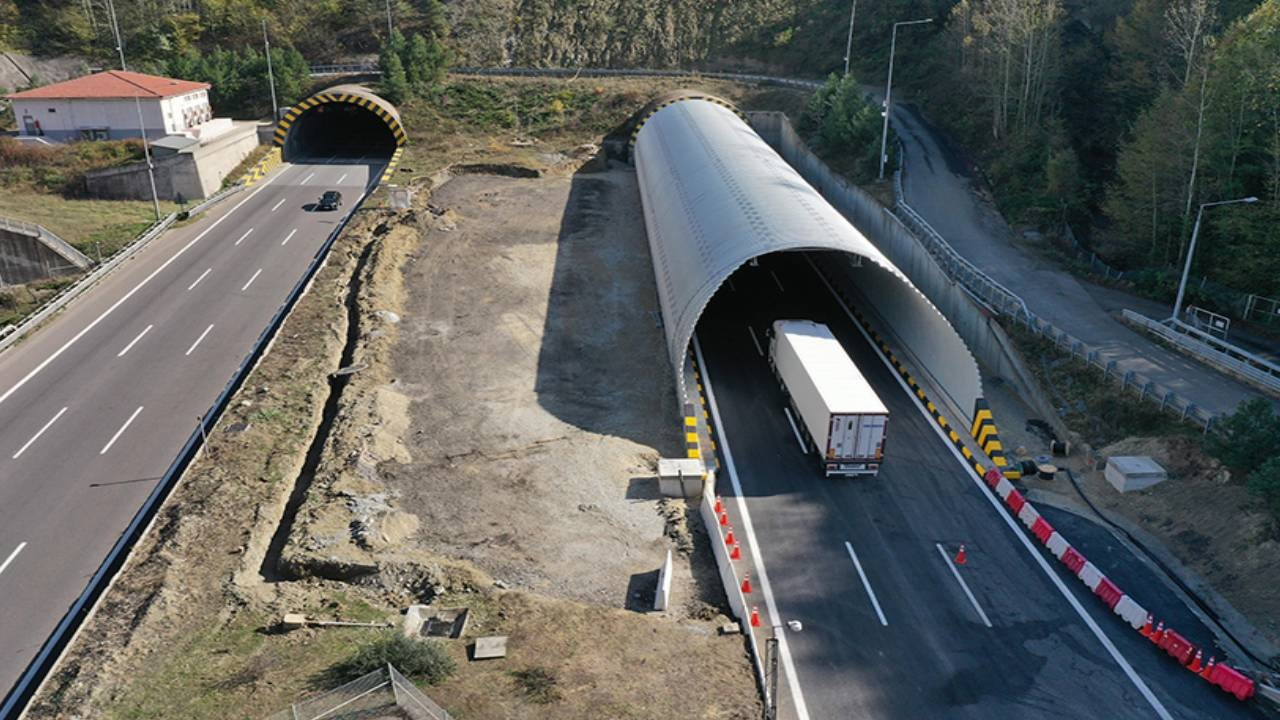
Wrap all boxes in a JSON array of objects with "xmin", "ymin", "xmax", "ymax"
[
  {"xmin": 47, "ymin": 107, "xmax": 56, "ymax": 113},
  {"xmin": 78, "ymin": 128, "xmax": 109, "ymax": 141}
]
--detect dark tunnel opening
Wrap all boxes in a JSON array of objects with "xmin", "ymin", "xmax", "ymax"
[{"xmin": 283, "ymin": 102, "xmax": 397, "ymax": 161}]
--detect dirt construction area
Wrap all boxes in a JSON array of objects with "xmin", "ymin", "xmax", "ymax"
[{"xmin": 27, "ymin": 146, "xmax": 761, "ymax": 718}]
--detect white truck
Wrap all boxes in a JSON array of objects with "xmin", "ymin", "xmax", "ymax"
[{"xmin": 768, "ymin": 319, "xmax": 889, "ymax": 477}]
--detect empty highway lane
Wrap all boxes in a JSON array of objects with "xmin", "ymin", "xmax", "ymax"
[{"xmin": 0, "ymin": 155, "xmax": 386, "ymax": 699}]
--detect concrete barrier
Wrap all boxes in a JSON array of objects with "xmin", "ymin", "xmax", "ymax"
[{"xmin": 654, "ymin": 549, "xmax": 673, "ymax": 612}]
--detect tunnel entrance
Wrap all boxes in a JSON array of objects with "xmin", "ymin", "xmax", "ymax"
[{"xmin": 275, "ymin": 85, "xmax": 405, "ymax": 162}]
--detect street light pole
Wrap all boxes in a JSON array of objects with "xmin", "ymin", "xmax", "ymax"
[
  {"xmin": 105, "ymin": 0, "xmax": 126, "ymax": 70},
  {"xmin": 132, "ymin": 94, "xmax": 162, "ymax": 221},
  {"xmin": 384, "ymin": 0, "xmax": 394, "ymax": 40},
  {"xmin": 263, "ymin": 18, "xmax": 278, "ymax": 121},
  {"xmin": 1170, "ymin": 196, "xmax": 1259, "ymax": 322},
  {"xmin": 878, "ymin": 18, "xmax": 932, "ymax": 181},
  {"xmin": 843, "ymin": 0, "xmax": 858, "ymax": 77},
  {"xmin": 763, "ymin": 620, "xmax": 802, "ymax": 720}
]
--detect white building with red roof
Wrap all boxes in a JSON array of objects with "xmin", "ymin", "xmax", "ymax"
[{"xmin": 6, "ymin": 70, "xmax": 214, "ymax": 142}]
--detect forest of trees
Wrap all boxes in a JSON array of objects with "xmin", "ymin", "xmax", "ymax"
[{"xmin": 2, "ymin": 0, "xmax": 1278, "ymax": 303}]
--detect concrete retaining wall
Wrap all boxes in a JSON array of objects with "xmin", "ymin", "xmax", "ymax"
[
  {"xmin": 749, "ymin": 112, "xmax": 1063, "ymax": 428},
  {"xmin": 0, "ymin": 225, "xmax": 89, "ymax": 286},
  {"xmin": 85, "ymin": 122, "xmax": 260, "ymax": 201}
]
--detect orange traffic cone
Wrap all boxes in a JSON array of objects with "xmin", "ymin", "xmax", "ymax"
[
  {"xmin": 954, "ymin": 544, "xmax": 967, "ymax": 565},
  {"xmin": 730, "ymin": 543, "xmax": 742, "ymax": 560},
  {"xmin": 724, "ymin": 527, "xmax": 735, "ymax": 546},
  {"xmin": 1188, "ymin": 650, "xmax": 1203, "ymax": 673},
  {"xmin": 1201, "ymin": 657, "xmax": 1216, "ymax": 680},
  {"xmin": 1149, "ymin": 621, "xmax": 1165, "ymax": 645},
  {"xmin": 719, "ymin": 510, "xmax": 729, "ymax": 527},
  {"xmin": 714, "ymin": 495, "xmax": 724, "ymax": 514},
  {"xmin": 741, "ymin": 573, "xmax": 752, "ymax": 594},
  {"xmin": 750, "ymin": 606, "xmax": 761, "ymax": 628},
  {"xmin": 1139, "ymin": 614, "xmax": 1154, "ymax": 637}
]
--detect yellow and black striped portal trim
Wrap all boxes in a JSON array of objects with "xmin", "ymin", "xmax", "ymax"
[
  {"xmin": 273, "ymin": 90, "xmax": 407, "ymax": 149},
  {"xmin": 971, "ymin": 399, "xmax": 1019, "ymax": 480},
  {"xmin": 685, "ymin": 353, "xmax": 721, "ymax": 470},
  {"xmin": 240, "ymin": 147, "xmax": 282, "ymax": 186},
  {"xmin": 379, "ymin": 146, "xmax": 405, "ymax": 185}
]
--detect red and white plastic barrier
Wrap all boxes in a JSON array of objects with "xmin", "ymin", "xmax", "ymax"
[{"xmin": 979, "ymin": 469, "xmax": 1257, "ymax": 703}]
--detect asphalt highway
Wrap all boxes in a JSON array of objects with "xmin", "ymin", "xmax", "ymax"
[
  {"xmin": 695, "ymin": 252, "xmax": 1266, "ymax": 720},
  {"xmin": 0, "ymin": 153, "xmax": 387, "ymax": 699}
]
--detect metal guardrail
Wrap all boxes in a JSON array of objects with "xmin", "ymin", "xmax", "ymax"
[
  {"xmin": 1122, "ymin": 311, "xmax": 1280, "ymax": 395},
  {"xmin": 0, "ymin": 184, "xmax": 245, "ymax": 355},
  {"xmin": 891, "ymin": 164, "xmax": 1219, "ymax": 431},
  {"xmin": 0, "ymin": 169, "xmax": 331, "ymax": 718},
  {"xmin": 309, "ymin": 62, "xmax": 379, "ymax": 76}
]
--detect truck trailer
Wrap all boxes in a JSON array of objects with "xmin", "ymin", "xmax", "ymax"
[{"xmin": 768, "ymin": 319, "xmax": 889, "ymax": 477}]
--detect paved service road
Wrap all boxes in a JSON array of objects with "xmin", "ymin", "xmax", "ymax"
[
  {"xmin": 0, "ymin": 155, "xmax": 386, "ymax": 698},
  {"xmin": 695, "ymin": 252, "xmax": 1266, "ymax": 720}
]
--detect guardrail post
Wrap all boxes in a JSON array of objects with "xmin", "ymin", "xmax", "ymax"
[
  {"xmin": 1161, "ymin": 391, "xmax": 1173, "ymax": 410},
  {"xmin": 1142, "ymin": 381, "xmax": 1155, "ymax": 400},
  {"xmin": 1182, "ymin": 403, "xmax": 1194, "ymax": 421},
  {"xmin": 1104, "ymin": 360, "xmax": 1116, "ymax": 379},
  {"xmin": 1121, "ymin": 370, "xmax": 1134, "ymax": 391}
]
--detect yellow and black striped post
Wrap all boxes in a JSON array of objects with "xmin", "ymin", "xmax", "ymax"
[
  {"xmin": 971, "ymin": 399, "xmax": 1019, "ymax": 480},
  {"xmin": 683, "ymin": 402, "xmax": 700, "ymax": 459}
]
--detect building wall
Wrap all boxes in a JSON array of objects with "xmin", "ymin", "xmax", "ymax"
[
  {"xmin": 84, "ymin": 122, "xmax": 260, "ymax": 201},
  {"xmin": 13, "ymin": 89, "xmax": 211, "ymax": 141}
]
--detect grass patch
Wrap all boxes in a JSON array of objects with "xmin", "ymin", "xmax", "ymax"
[
  {"xmin": 0, "ymin": 137, "xmax": 148, "ymax": 194},
  {"xmin": 1003, "ymin": 321, "xmax": 1193, "ymax": 446},
  {"xmin": 221, "ymin": 145, "xmax": 275, "ymax": 190},
  {"xmin": 0, "ymin": 192, "xmax": 178, "ymax": 258},
  {"xmin": 0, "ymin": 276, "xmax": 76, "ymax": 326}
]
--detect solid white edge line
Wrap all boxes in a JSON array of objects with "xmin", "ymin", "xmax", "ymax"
[
  {"xmin": 117, "ymin": 324, "xmax": 153, "ymax": 357},
  {"xmin": 694, "ymin": 335, "xmax": 811, "ymax": 720},
  {"xmin": 810, "ymin": 257, "xmax": 1175, "ymax": 720},
  {"xmin": 747, "ymin": 325, "xmax": 764, "ymax": 356},
  {"xmin": 185, "ymin": 324, "xmax": 214, "ymax": 356},
  {"xmin": 281, "ymin": 228, "xmax": 298, "ymax": 246},
  {"xmin": 844, "ymin": 540, "xmax": 889, "ymax": 626},
  {"xmin": 271, "ymin": 197, "xmax": 286, "ymax": 212},
  {"xmin": 186, "ymin": 268, "xmax": 212, "ymax": 291},
  {"xmin": 234, "ymin": 228, "xmax": 254, "ymax": 245},
  {"xmin": 781, "ymin": 407, "xmax": 807, "ymax": 454},
  {"xmin": 0, "ymin": 172, "xmax": 281, "ymax": 409},
  {"xmin": 99, "ymin": 406, "xmax": 143, "ymax": 456},
  {"xmin": 241, "ymin": 268, "xmax": 263, "ymax": 292},
  {"xmin": 935, "ymin": 543, "xmax": 993, "ymax": 628},
  {"xmin": 0, "ymin": 542, "xmax": 26, "ymax": 575},
  {"xmin": 770, "ymin": 270, "xmax": 785, "ymax": 292},
  {"xmin": 12, "ymin": 407, "xmax": 68, "ymax": 460}
]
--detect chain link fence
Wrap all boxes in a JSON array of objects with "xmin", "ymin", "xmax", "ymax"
[{"xmin": 264, "ymin": 664, "xmax": 452, "ymax": 720}]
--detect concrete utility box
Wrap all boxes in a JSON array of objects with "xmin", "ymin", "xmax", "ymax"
[
  {"xmin": 658, "ymin": 458, "xmax": 705, "ymax": 498},
  {"xmin": 1105, "ymin": 456, "xmax": 1168, "ymax": 493},
  {"xmin": 388, "ymin": 185, "xmax": 415, "ymax": 209}
]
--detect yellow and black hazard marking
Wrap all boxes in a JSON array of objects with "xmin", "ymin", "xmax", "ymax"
[
  {"xmin": 273, "ymin": 90, "xmax": 407, "ymax": 149},
  {"xmin": 971, "ymin": 399, "xmax": 1019, "ymax": 480},
  {"xmin": 379, "ymin": 146, "xmax": 405, "ymax": 185},
  {"xmin": 240, "ymin": 147, "xmax": 282, "ymax": 186},
  {"xmin": 810, "ymin": 265, "xmax": 1016, "ymax": 483},
  {"xmin": 683, "ymin": 350, "xmax": 721, "ymax": 471}
]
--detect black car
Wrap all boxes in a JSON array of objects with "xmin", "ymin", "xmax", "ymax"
[{"xmin": 317, "ymin": 190, "xmax": 342, "ymax": 211}]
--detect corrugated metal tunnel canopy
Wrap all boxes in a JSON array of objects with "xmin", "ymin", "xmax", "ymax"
[
  {"xmin": 635, "ymin": 98, "xmax": 904, "ymax": 367},
  {"xmin": 633, "ymin": 96, "xmax": 981, "ymax": 413}
]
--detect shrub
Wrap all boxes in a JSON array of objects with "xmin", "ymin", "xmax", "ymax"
[
  {"xmin": 511, "ymin": 666, "xmax": 560, "ymax": 704},
  {"xmin": 324, "ymin": 632, "xmax": 455, "ymax": 686},
  {"xmin": 1204, "ymin": 397, "xmax": 1280, "ymax": 473},
  {"xmin": 1247, "ymin": 456, "xmax": 1280, "ymax": 523}
]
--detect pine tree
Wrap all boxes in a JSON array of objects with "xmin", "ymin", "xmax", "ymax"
[{"xmin": 380, "ymin": 46, "xmax": 410, "ymax": 104}]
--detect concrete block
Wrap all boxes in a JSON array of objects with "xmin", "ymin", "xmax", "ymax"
[
  {"xmin": 654, "ymin": 548, "xmax": 673, "ymax": 612},
  {"xmin": 1105, "ymin": 456, "xmax": 1167, "ymax": 493},
  {"xmin": 658, "ymin": 457, "xmax": 705, "ymax": 498},
  {"xmin": 472, "ymin": 635, "xmax": 507, "ymax": 660}
]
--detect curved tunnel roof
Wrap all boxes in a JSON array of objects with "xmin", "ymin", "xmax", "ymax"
[
  {"xmin": 633, "ymin": 96, "xmax": 980, "ymax": 412},
  {"xmin": 273, "ymin": 84, "xmax": 405, "ymax": 148}
]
